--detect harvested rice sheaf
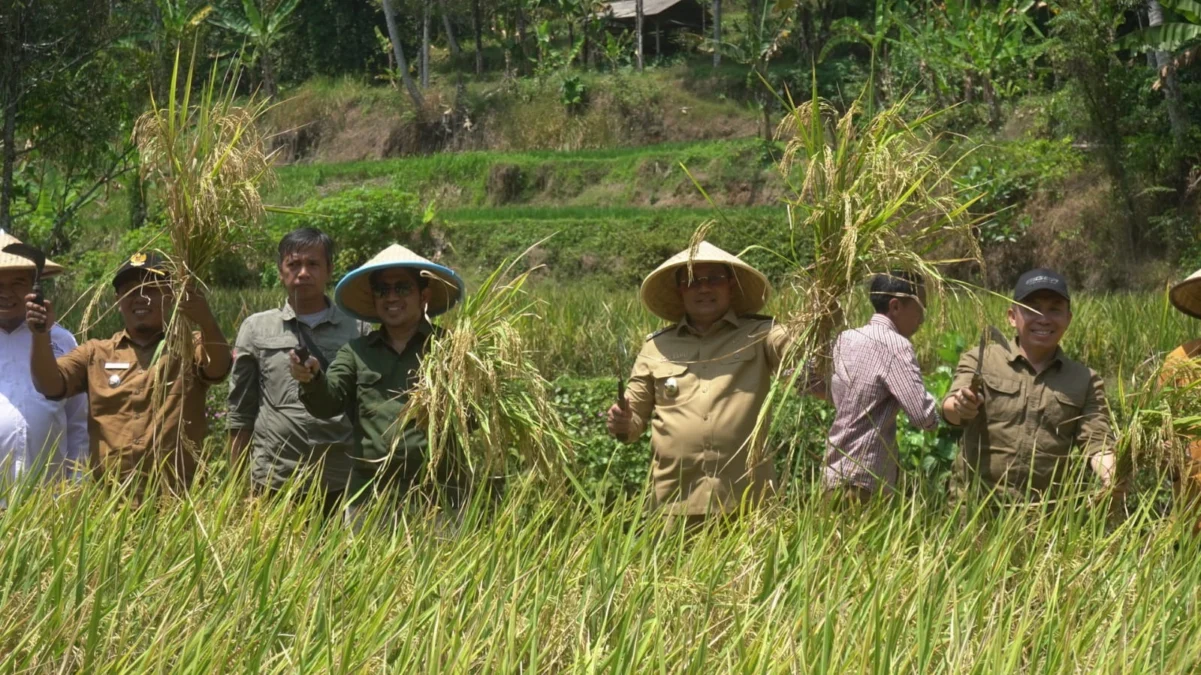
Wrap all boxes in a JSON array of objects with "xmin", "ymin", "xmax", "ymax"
[{"xmin": 401, "ymin": 259, "xmax": 573, "ymax": 492}]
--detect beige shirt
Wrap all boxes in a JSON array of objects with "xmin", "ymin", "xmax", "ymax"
[
  {"xmin": 51, "ymin": 331, "xmax": 228, "ymax": 489},
  {"xmin": 622, "ymin": 311, "xmax": 788, "ymax": 516}
]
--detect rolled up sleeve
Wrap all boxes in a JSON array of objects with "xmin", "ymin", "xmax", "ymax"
[
  {"xmin": 226, "ymin": 325, "xmax": 260, "ymax": 431},
  {"xmin": 621, "ymin": 354, "xmax": 654, "ymax": 444},
  {"xmin": 1078, "ymin": 371, "xmax": 1116, "ymax": 458},
  {"xmin": 884, "ymin": 351, "xmax": 939, "ymax": 431}
]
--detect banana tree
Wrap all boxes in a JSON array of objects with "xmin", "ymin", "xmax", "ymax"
[
  {"xmin": 211, "ymin": 0, "xmax": 300, "ymax": 98},
  {"xmin": 709, "ymin": 0, "xmax": 794, "ymax": 139},
  {"xmin": 1120, "ymin": 0, "xmax": 1200, "ymax": 141}
]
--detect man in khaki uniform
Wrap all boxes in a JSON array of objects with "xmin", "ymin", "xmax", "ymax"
[
  {"xmin": 942, "ymin": 269, "xmax": 1117, "ymax": 502},
  {"xmin": 1158, "ymin": 268, "xmax": 1201, "ymax": 531},
  {"xmin": 26, "ymin": 253, "xmax": 231, "ymax": 493},
  {"xmin": 606, "ymin": 242, "xmax": 790, "ymax": 521}
]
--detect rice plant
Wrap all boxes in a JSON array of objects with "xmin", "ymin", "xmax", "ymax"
[{"xmin": 402, "ymin": 255, "xmax": 574, "ymax": 491}]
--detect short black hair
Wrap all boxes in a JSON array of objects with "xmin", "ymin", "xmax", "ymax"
[
  {"xmin": 869, "ymin": 271, "xmax": 924, "ymax": 314},
  {"xmin": 368, "ymin": 267, "xmax": 428, "ymax": 290},
  {"xmin": 278, "ymin": 228, "xmax": 334, "ymax": 269}
]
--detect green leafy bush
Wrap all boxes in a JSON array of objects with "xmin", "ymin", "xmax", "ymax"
[{"xmin": 265, "ymin": 187, "xmax": 432, "ymax": 285}]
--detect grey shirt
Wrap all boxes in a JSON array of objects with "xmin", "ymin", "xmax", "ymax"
[{"xmin": 227, "ymin": 299, "xmax": 370, "ymax": 491}]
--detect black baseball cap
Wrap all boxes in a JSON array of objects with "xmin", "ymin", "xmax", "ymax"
[
  {"xmin": 113, "ymin": 252, "xmax": 169, "ymax": 290},
  {"xmin": 1014, "ymin": 268, "xmax": 1070, "ymax": 302}
]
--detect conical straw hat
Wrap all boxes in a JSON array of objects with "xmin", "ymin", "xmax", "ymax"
[
  {"xmin": 0, "ymin": 230, "xmax": 64, "ymax": 277},
  {"xmin": 334, "ymin": 244, "xmax": 464, "ymax": 322},
  {"xmin": 1170, "ymin": 268, "xmax": 1201, "ymax": 320},
  {"xmin": 640, "ymin": 241, "xmax": 771, "ymax": 322}
]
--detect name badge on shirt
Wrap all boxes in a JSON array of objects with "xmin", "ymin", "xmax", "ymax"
[{"xmin": 105, "ymin": 362, "xmax": 131, "ymax": 387}]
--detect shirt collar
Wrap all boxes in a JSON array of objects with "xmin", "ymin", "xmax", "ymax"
[
  {"xmin": 365, "ymin": 320, "xmax": 434, "ymax": 346},
  {"xmin": 114, "ymin": 329, "xmax": 163, "ymax": 349},
  {"xmin": 282, "ymin": 297, "xmax": 340, "ymax": 326},
  {"xmin": 1005, "ymin": 337, "xmax": 1065, "ymax": 370},
  {"xmin": 868, "ymin": 313, "xmax": 899, "ymax": 333},
  {"xmin": 678, "ymin": 309, "xmax": 741, "ymax": 336},
  {"xmin": 0, "ymin": 321, "xmax": 29, "ymax": 336}
]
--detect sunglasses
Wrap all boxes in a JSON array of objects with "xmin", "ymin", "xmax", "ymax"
[
  {"xmin": 371, "ymin": 281, "xmax": 417, "ymax": 298},
  {"xmin": 677, "ymin": 273, "xmax": 731, "ymax": 290}
]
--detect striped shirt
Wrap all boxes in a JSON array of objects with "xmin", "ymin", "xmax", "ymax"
[{"xmin": 823, "ymin": 314, "xmax": 939, "ymax": 493}]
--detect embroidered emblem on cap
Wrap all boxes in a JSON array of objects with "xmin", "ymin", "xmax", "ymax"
[{"xmin": 130, "ymin": 252, "xmax": 147, "ymax": 267}]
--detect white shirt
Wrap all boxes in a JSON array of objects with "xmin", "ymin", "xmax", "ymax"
[{"xmin": 0, "ymin": 322, "xmax": 89, "ymax": 486}]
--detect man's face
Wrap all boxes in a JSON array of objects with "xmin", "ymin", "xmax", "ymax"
[
  {"xmin": 0, "ymin": 269, "xmax": 33, "ymax": 325},
  {"xmin": 278, "ymin": 245, "xmax": 330, "ymax": 305},
  {"xmin": 677, "ymin": 262, "xmax": 733, "ymax": 327},
  {"xmin": 1008, "ymin": 290, "xmax": 1071, "ymax": 353},
  {"xmin": 117, "ymin": 276, "xmax": 172, "ymax": 336},
  {"xmin": 890, "ymin": 286, "xmax": 927, "ymax": 339},
  {"xmin": 371, "ymin": 268, "xmax": 431, "ymax": 330}
]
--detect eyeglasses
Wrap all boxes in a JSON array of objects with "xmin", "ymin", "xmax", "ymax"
[
  {"xmin": 371, "ymin": 281, "xmax": 417, "ymax": 298},
  {"xmin": 677, "ymin": 273, "xmax": 730, "ymax": 290}
]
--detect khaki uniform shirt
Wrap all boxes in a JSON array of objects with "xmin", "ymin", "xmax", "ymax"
[
  {"xmin": 623, "ymin": 311, "xmax": 788, "ymax": 516},
  {"xmin": 227, "ymin": 301, "xmax": 369, "ymax": 492},
  {"xmin": 943, "ymin": 339, "xmax": 1114, "ymax": 497},
  {"xmin": 1160, "ymin": 340, "xmax": 1201, "ymax": 528},
  {"xmin": 50, "ymin": 330, "xmax": 229, "ymax": 488}
]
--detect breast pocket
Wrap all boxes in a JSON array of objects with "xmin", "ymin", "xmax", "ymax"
[
  {"xmin": 258, "ymin": 336, "xmax": 301, "ymax": 406},
  {"xmin": 355, "ymin": 370, "xmax": 399, "ymax": 421},
  {"xmin": 983, "ymin": 374, "xmax": 1023, "ymax": 418},
  {"xmin": 1046, "ymin": 389, "xmax": 1084, "ymax": 440},
  {"xmin": 652, "ymin": 361, "xmax": 695, "ymax": 408}
]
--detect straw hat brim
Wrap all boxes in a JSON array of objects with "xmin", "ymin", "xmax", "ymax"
[
  {"xmin": 1170, "ymin": 269, "xmax": 1201, "ymax": 320},
  {"xmin": 639, "ymin": 241, "xmax": 771, "ymax": 322},
  {"xmin": 334, "ymin": 245, "xmax": 464, "ymax": 322},
  {"xmin": 0, "ymin": 231, "xmax": 64, "ymax": 278}
]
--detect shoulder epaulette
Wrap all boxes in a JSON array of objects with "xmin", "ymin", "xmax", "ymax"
[{"xmin": 646, "ymin": 324, "xmax": 678, "ymax": 341}]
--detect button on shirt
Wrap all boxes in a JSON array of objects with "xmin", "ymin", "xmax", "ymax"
[
  {"xmin": 227, "ymin": 300, "xmax": 369, "ymax": 492},
  {"xmin": 943, "ymin": 339, "xmax": 1115, "ymax": 496},
  {"xmin": 824, "ymin": 314, "xmax": 939, "ymax": 493},
  {"xmin": 51, "ymin": 330, "xmax": 229, "ymax": 488},
  {"xmin": 0, "ymin": 322, "xmax": 88, "ymax": 485},
  {"xmin": 623, "ymin": 311, "xmax": 788, "ymax": 516},
  {"xmin": 299, "ymin": 323, "xmax": 434, "ymax": 495}
]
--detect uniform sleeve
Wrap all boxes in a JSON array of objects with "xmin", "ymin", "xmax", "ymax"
[
  {"xmin": 622, "ymin": 346, "xmax": 656, "ymax": 444},
  {"xmin": 764, "ymin": 322, "xmax": 791, "ymax": 372},
  {"xmin": 226, "ymin": 322, "xmax": 260, "ymax": 431},
  {"xmin": 54, "ymin": 340, "xmax": 94, "ymax": 400},
  {"xmin": 53, "ymin": 329, "xmax": 89, "ymax": 478},
  {"xmin": 882, "ymin": 346, "xmax": 939, "ymax": 431},
  {"xmin": 1078, "ymin": 370, "xmax": 1116, "ymax": 458},
  {"xmin": 192, "ymin": 331, "xmax": 231, "ymax": 385},
  {"xmin": 941, "ymin": 348, "xmax": 979, "ymax": 425},
  {"xmin": 299, "ymin": 343, "xmax": 357, "ymax": 420}
]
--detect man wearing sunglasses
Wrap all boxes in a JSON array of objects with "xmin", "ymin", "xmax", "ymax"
[
  {"xmin": 605, "ymin": 241, "xmax": 794, "ymax": 526},
  {"xmin": 288, "ymin": 244, "xmax": 464, "ymax": 520}
]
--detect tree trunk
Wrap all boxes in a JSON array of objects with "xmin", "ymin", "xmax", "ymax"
[
  {"xmin": 635, "ymin": 0, "xmax": 644, "ymax": 71},
  {"xmin": 654, "ymin": 19, "xmax": 660, "ymax": 57},
  {"xmin": 516, "ymin": 3, "xmax": 529, "ymax": 70},
  {"xmin": 261, "ymin": 50, "xmax": 278, "ymax": 99},
  {"xmin": 440, "ymin": 0, "xmax": 461, "ymax": 58},
  {"xmin": 0, "ymin": 93, "xmax": 16, "ymax": 233},
  {"xmin": 382, "ymin": 0, "xmax": 425, "ymax": 109},
  {"xmin": 1147, "ymin": 0, "xmax": 1188, "ymax": 143},
  {"xmin": 421, "ymin": 0, "xmax": 431, "ymax": 88},
  {"xmin": 712, "ymin": 0, "xmax": 721, "ymax": 67},
  {"xmin": 472, "ymin": 0, "xmax": 483, "ymax": 75}
]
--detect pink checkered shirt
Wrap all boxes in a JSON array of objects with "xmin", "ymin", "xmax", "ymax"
[{"xmin": 823, "ymin": 314, "xmax": 939, "ymax": 493}]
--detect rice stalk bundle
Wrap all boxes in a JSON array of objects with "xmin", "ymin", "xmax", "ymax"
[
  {"xmin": 735, "ymin": 86, "xmax": 986, "ymax": 468},
  {"xmin": 132, "ymin": 50, "xmax": 275, "ymax": 452},
  {"xmin": 402, "ymin": 257, "xmax": 573, "ymax": 491}
]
